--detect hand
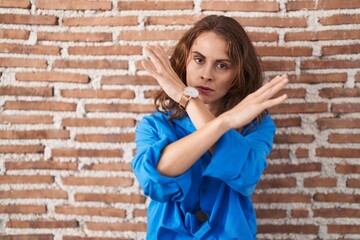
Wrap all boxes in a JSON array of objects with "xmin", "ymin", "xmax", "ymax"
[
  {"xmin": 220, "ymin": 75, "xmax": 289, "ymax": 129},
  {"xmin": 142, "ymin": 45, "xmax": 186, "ymax": 102}
]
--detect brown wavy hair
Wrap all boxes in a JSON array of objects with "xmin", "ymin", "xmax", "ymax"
[{"xmin": 154, "ymin": 15, "xmax": 263, "ymax": 121}]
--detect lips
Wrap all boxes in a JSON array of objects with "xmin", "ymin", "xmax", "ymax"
[{"xmin": 196, "ymin": 86, "xmax": 214, "ymax": 94}]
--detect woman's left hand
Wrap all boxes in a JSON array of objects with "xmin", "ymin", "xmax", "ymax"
[{"xmin": 142, "ymin": 45, "xmax": 186, "ymax": 103}]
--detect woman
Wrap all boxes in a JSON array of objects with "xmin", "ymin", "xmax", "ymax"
[{"xmin": 132, "ymin": 15, "xmax": 288, "ymax": 239}]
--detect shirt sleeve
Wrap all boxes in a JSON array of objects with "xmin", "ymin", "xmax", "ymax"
[
  {"xmin": 131, "ymin": 115, "xmax": 192, "ymax": 203},
  {"xmin": 203, "ymin": 114, "xmax": 275, "ymax": 197}
]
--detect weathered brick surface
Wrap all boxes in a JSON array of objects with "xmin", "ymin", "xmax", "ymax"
[{"xmin": 0, "ymin": 0, "xmax": 359, "ymax": 239}]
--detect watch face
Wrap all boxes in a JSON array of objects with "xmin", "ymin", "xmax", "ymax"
[{"xmin": 184, "ymin": 87, "xmax": 199, "ymax": 97}]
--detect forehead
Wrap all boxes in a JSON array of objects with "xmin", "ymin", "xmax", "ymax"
[{"xmin": 191, "ymin": 31, "xmax": 230, "ymax": 59}]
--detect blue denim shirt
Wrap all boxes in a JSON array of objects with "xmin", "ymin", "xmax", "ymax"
[{"xmin": 132, "ymin": 111, "xmax": 275, "ymax": 239}]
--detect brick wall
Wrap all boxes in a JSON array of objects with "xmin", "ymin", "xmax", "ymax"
[{"xmin": 0, "ymin": 0, "xmax": 359, "ymax": 239}]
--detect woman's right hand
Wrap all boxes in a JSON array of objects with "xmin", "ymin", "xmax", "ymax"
[
  {"xmin": 219, "ymin": 75, "xmax": 289, "ymax": 130},
  {"xmin": 142, "ymin": 45, "xmax": 186, "ymax": 103}
]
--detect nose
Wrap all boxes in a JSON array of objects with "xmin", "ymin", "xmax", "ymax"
[{"xmin": 201, "ymin": 64, "xmax": 213, "ymax": 81}]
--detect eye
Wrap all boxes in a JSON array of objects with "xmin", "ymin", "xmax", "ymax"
[
  {"xmin": 194, "ymin": 57, "xmax": 204, "ymax": 64},
  {"xmin": 217, "ymin": 62, "xmax": 228, "ymax": 69}
]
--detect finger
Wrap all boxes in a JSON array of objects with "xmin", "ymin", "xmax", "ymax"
[
  {"xmin": 263, "ymin": 94, "xmax": 288, "ymax": 109},
  {"xmin": 256, "ymin": 76, "xmax": 289, "ymax": 103},
  {"xmin": 255, "ymin": 74, "xmax": 288, "ymax": 97},
  {"xmin": 142, "ymin": 60, "xmax": 161, "ymax": 80},
  {"xmin": 143, "ymin": 45, "xmax": 164, "ymax": 73}
]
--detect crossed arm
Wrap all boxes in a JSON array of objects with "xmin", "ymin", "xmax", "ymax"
[{"xmin": 142, "ymin": 45, "xmax": 288, "ymax": 177}]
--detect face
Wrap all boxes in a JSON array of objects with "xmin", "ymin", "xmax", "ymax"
[{"xmin": 186, "ymin": 31, "xmax": 237, "ymax": 114}]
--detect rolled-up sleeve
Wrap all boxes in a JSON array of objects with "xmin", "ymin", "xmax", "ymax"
[
  {"xmin": 203, "ymin": 114, "xmax": 275, "ymax": 197},
  {"xmin": 131, "ymin": 115, "xmax": 192, "ymax": 202}
]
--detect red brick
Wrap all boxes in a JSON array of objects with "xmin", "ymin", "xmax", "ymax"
[
  {"xmin": 356, "ymin": 72, "xmax": 360, "ymax": 82},
  {"xmin": 316, "ymin": 148, "xmax": 360, "ymax": 158},
  {"xmin": 0, "ymin": 43, "xmax": 60, "ymax": 55},
  {"xmin": 328, "ymin": 224, "xmax": 360, "ymax": 234},
  {"xmin": 320, "ymin": 14, "xmax": 360, "ymax": 25},
  {"xmin": 322, "ymin": 44, "xmax": 360, "ymax": 55},
  {"xmin": 4, "ymin": 101, "xmax": 76, "ymax": 112},
  {"xmin": 75, "ymin": 193, "xmax": 146, "ymax": 204},
  {"xmin": 144, "ymin": 89, "xmax": 157, "ymax": 99},
  {"xmin": 16, "ymin": 72, "xmax": 89, "ymax": 83},
  {"xmin": 268, "ymin": 149, "xmax": 289, "ymax": 159},
  {"xmin": 68, "ymin": 45, "xmax": 141, "ymax": 56},
  {"xmin": 286, "ymin": 30, "xmax": 360, "ymax": 41},
  {"xmin": 302, "ymin": 59, "xmax": 360, "ymax": 69},
  {"xmin": 0, "ymin": 189, "xmax": 67, "ymax": 199},
  {"xmin": 118, "ymin": 1, "xmax": 193, "ymax": 10},
  {"xmin": 0, "ymin": 14, "xmax": 57, "ymax": 25},
  {"xmin": 257, "ymin": 177, "xmax": 296, "ymax": 189},
  {"xmin": 288, "ymin": 73, "xmax": 347, "ymax": 84},
  {"xmin": 0, "ymin": 57, "xmax": 47, "ymax": 68},
  {"xmin": 291, "ymin": 209, "xmax": 309, "ymax": 218},
  {"xmin": 258, "ymin": 224, "xmax": 318, "ymax": 234},
  {"xmin": 262, "ymin": 60, "xmax": 295, "ymax": 71},
  {"xmin": 273, "ymin": 117, "xmax": 301, "ymax": 128},
  {"xmin": 52, "ymin": 148, "xmax": 123, "ymax": 158},
  {"xmin": 252, "ymin": 193, "xmax": 311, "ymax": 203},
  {"xmin": 86, "ymin": 221, "xmax": 147, "ymax": 232},
  {"xmin": 317, "ymin": 118, "xmax": 360, "ymax": 129},
  {"xmin": 332, "ymin": 103, "xmax": 360, "ymax": 113},
  {"xmin": 0, "ymin": 29, "xmax": 30, "ymax": 39},
  {"xmin": 336, "ymin": 164, "xmax": 360, "ymax": 174},
  {"xmin": 270, "ymin": 103, "xmax": 328, "ymax": 114},
  {"xmin": 295, "ymin": 148, "xmax": 309, "ymax": 158},
  {"xmin": 256, "ymin": 209, "xmax": 287, "ymax": 219},
  {"xmin": 247, "ymin": 32, "xmax": 278, "ymax": 42},
  {"xmin": 264, "ymin": 163, "xmax": 321, "ymax": 174},
  {"xmin": 0, "ymin": 130, "xmax": 69, "ymax": 139},
  {"xmin": 314, "ymin": 208, "xmax": 360, "ymax": 218},
  {"xmin": 314, "ymin": 193, "xmax": 360, "ymax": 203},
  {"xmin": 54, "ymin": 59, "xmax": 128, "ymax": 69},
  {"xmin": 83, "ymin": 162, "xmax": 132, "ymax": 172},
  {"xmin": 61, "ymin": 89, "xmax": 134, "ymax": 99},
  {"xmin": 329, "ymin": 134, "xmax": 360, "ymax": 143},
  {"xmin": 145, "ymin": 15, "xmax": 203, "ymax": 26},
  {"xmin": 0, "ymin": 145, "xmax": 44, "ymax": 153},
  {"xmin": 55, "ymin": 205, "xmax": 126, "ymax": 218},
  {"xmin": 256, "ymin": 46, "xmax": 312, "ymax": 56},
  {"xmin": 274, "ymin": 134, "xmax": 314, "ymax": 144},
  {"xmin": 319, "ymin": 88, "xmax": 360, "ymax": 98},
  {"xmin": 0, "ymin": 115, "xmax": 53, "ymax": 124},
  {"xmin": 286, "ymin": 0, "xmax": 360, "ymax": 11},
  {"xmin": 0, "ymin": 175, "xmax": 54, "ymax": 184},
  {"xmin": 120, "ymin": 30, "xmax": 186, "ymax": 41},
  {"xmin": 62, "ymin": 176, "xmax": 133, "ymax": 187},
  {"xmin": 37, "ymin": 0, "xmax": 111, "ymax": 10},
  {"xmin": 64, "ymin": 16, "xmax": 138, "ymax": 26},
  {"xmin": 235, "ymin": 16, "xmax": 307, "ymax": 27},
  {"xmin": 0, "ymin": 204, "xmax": 46, "ymax": 214},
  {"xmin": 64, "ymin": 237, "xmax": 129, "ymax": 240},
  {"xmin": 7, "ymin": 219, "xmax": 78, "ymax": 229},
  {"xmin": 85, "ymin": 103, "xmax": 155, "ymax": 113},
  {"xmin": 0, "ymin": 0, "xmax": 30, "ymax": 8},
  {"xmin": 101, "ymin": 75, "xmax": 157, "ymax": 85},
  {"xmin": 5, "ymin": 160, "xmax": 77, "ymax": 171},
  {"xmin": 0, "ymin": 86, "xmax": 53, "ymax": 97},
  {"xmin": 75, "ymin": 133, "xmax": 135, "ymax": 143},
  {"xmin": 62, "ymin": 118, "xmax": 135, "ymax": 127},
  {"xmin": 0, "ymin": 235, "xmax": 53, "ymax": 240},
  {"xmin": 202, "ymin": 1, "xmax": 279, "ymax": 12},
  {"xmin": 133, "ymin": 208, "xmax": 147, "ymax": 218},
  {"xmin": 347, "ymin": 179, "xmax": 360, "ymax": 188},
  {"xmin": 38, "ymin": 32, "xmax": 112, "ymax": 42},
  {"xmin": 303, "ymin": 177, "xmax": 337, "ymax": 187}
]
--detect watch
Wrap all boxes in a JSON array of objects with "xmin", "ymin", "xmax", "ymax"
[{"xmin": 178, "ymin": 86, "xmax": 199, "ymax": 110}]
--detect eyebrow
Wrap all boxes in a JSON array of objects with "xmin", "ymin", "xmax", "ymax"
[{"xmin": 191, "ymin": 51, "xmax": 232, "ymax": 63}]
